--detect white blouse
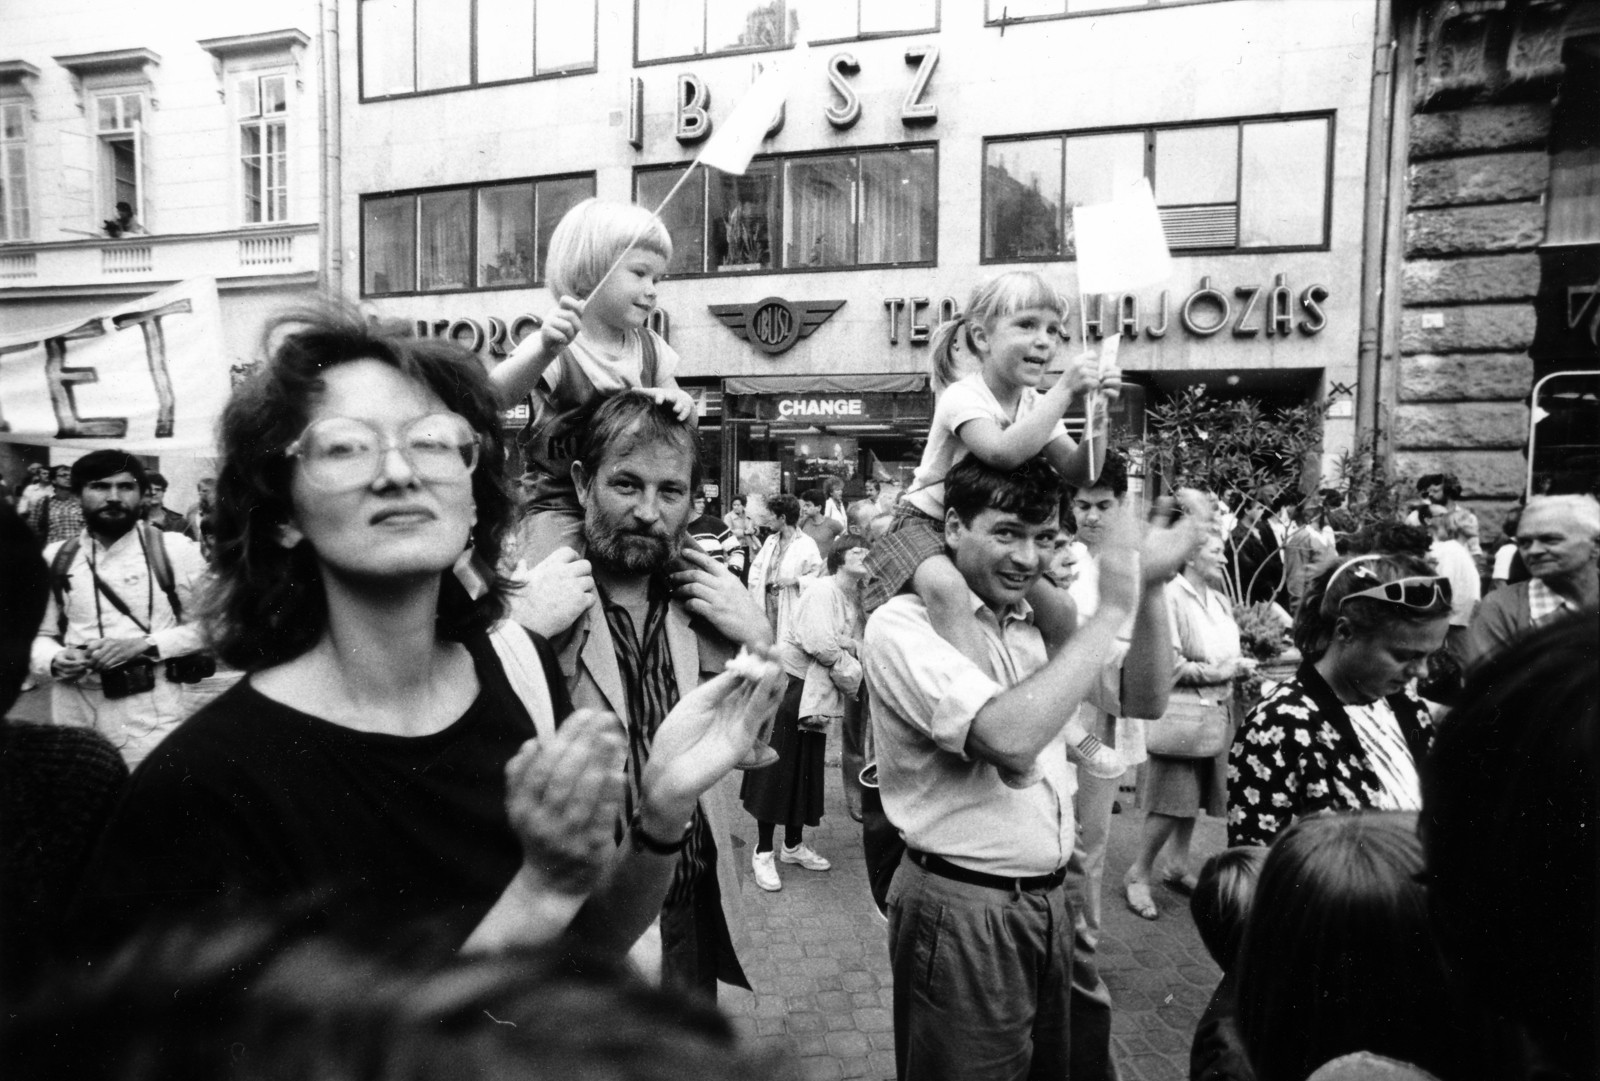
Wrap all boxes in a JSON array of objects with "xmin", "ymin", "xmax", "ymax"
[{"xmin": 1343, "ymin": 698, "xmax": 1423, "ymax": 811}]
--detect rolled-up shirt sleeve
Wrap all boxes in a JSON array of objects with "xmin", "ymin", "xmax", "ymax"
[{"xmin": 864, "ymin": 601, "xmax": 1003, "ymax": 759}]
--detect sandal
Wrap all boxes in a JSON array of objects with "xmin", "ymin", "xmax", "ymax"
[{"xmin": 1124, "ymin": 880, "xmax": 1159, "ymax": 920}]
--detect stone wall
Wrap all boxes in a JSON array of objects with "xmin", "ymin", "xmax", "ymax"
[{"xmin": 1392, "ymin": 1, "xmax": 1573, "ymax": 534}]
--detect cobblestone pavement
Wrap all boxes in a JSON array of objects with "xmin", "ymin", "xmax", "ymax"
[{"xmin": 716, "ymin": 761, "xmax": 1227, "ymax": 1081}]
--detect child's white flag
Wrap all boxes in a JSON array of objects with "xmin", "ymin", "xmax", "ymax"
[
  {"xmin": 697, "ymin": 46, "xmax": 805, "ymax": 176},
  {"xmin": 1071, "ymin": 177, "xmax": 1173, "ymax": 296}
]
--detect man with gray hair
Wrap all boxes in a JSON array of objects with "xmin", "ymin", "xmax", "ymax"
[{"xmin": 1464, "ymin": 494, "xmax": 1599, "ymax": 671}]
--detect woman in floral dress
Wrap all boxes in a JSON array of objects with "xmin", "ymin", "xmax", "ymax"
[{"xmin": 1227, "ymin": 552, "xmax": 1453, "ymax": 848}]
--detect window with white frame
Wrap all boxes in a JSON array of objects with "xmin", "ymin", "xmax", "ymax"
[
  {"xmin": 634, "ymin": 144, "xmax": 937, "ymax": 275},
  {"xmin": 801, "ymin": 0, "xmax": 938, "ymax": 42},
  {"xmin": 981, "ymin": 114, "xmax": 1332, "ymax": 262},
  {"xmin": 360, "ymin": 0, "xmax": 597, "ymax": 99},
  {"xmin": 362, "ymin": 173, "xmax": 594, "ymax": 296},
  {"xmin": 636, "ymin": 0, "xmax": 819, "ymax": 63},
  {"xmin": 238, "ymin": 73, "xmax": 289, "ymax": 223},
  {"xmin": 984, "ymin": 0, "xmax": 1226, "ymax": 22},
  {"xmin": 93, "ymin": 90, "xmax": 146, "ymax": 230},
  {"xmin": 0, "ymin": 101, "xmax": 29, "ymax": 241}
]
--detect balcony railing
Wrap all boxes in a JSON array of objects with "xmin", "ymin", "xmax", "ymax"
[{"xmin": 0, "ymin": 224, "xmax": 319, "ymax": 290}]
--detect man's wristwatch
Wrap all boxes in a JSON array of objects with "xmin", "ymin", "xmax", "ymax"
[{"xmin": 628, "ymin": 812, "xmax": 691, "ymax": 855}]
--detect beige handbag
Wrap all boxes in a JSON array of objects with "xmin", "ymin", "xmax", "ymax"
[{"xmin": 1145, "ymin": 688, "xmax": 1230, "ymax": 759}]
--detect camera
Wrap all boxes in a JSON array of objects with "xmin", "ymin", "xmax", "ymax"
[
  {"xmin": 165, "ymin": 653, "xmax": 218, "ymax": 684},
  {"xmin": 101, "ymin": 658, "xmax": 157, "ymax": 700}
]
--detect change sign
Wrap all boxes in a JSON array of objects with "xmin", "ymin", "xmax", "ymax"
[{"xmin": 0, "ymin": 277, "xmax": 229, "ymax": 453}]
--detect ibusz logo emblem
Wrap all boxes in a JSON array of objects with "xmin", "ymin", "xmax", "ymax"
[{"xmin": 709, "ymin": 297, "xmax": 846, "ymax": 356}]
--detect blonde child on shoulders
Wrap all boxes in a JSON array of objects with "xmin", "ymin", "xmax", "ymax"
[
  {"xmin": 861, "ymin": 270, "xmax": 1125, "ymax": 778},
  {"xmin": 492, "ymin": 198, "xmax": 696, "ymax": 564}
]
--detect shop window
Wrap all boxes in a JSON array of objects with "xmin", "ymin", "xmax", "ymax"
[
  {"xmin": 637, "ymin": 0, "xmax": 793, "ymax": 63},
  {"xmin": 0, "ymin": 101, "xmax": 29, "ymax": 241},
  {"xmin": 635, "ymin": 144, "xmax": 935, "ymax": 276},
  {"xmin": 238, "ymin": 73, "xmax": 289, "ymax": 224},
  {"xmin": 94, "ymin": 91, "xmax": 146, "ymax": 232},
  {"xmin": 362, "ymin": 173, "xmax": 595, "ymax": 296},
  {"xmin": 361, "ymin": 0, "xmax": 596, "ymax": 100},
  {"xmin": 794, "ymin": 0, "xmax": 938, "ymax": 43},
  {"xmin": 982, "ymin": 114, "xmax": 1330, "ymax": 262},
  {"xmin": 364, "ymin": 195, "xmax": 416, "ymax": 293},
  {"xmin": 985, "ymin": 0, "xmax": 1226, "ymax": 24}
]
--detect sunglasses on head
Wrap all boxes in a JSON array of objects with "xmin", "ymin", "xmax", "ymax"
[{"xmin": 1339, "ymin": 574, "xmax": 1452, "ymax": 611}]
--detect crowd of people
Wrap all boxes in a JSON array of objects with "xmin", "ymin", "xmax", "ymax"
[{"xmin": 0, "ymin": 209, "xmax": 1594, "ymax": 1081}]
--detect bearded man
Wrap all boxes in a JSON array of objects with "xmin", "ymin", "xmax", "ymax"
[
  {"xmin": 31, "ymin": 451, "xmax": 209, "ymax": 766},
  {"xmin": 559, "ymin": 391, "xmax": 774, "ymax": 1001}
]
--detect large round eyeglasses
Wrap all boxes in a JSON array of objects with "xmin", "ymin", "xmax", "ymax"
[{"xmin": 286, "ymin": 413, "xmax": 480, "ymax": 492}]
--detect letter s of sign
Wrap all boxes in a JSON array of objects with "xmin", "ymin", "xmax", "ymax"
[
  {"xmin": 902, "ymin": 46, "xmax": 938, "ymax": 124},
  {"xmin": 826, "ymin": 53, "xmax": 861, "ymax": 130},
  {"xmin": 1298, "ymin": 284, "xmax": 1329, "ymax": 335},
  {"xmin": 112, "ymin": 298, "xmax": 193, "ymax": 438},
  {"xmin": 677, "ymin": 73, "xmax": 711, "ymax": 144}
]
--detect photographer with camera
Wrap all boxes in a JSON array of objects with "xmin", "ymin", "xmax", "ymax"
[{"xmin": 30, "ymin": 451, "xmax": 212, "ymax": 767}]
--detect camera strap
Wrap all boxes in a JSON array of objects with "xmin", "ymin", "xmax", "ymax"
[
  {"xmin": 51, "ymin": 522, "xmax": 183, "ymax": 641},
  {"xmin": 85, "ymin": 554, "xmax": 154, "ymax": 636}
]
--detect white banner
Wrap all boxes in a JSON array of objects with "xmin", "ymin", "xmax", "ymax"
[{"xmin": 0, "ymin": 277, "xmax": 229, "ymax": 454}]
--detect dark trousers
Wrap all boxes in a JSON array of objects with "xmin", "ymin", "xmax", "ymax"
[
  {"xmin": 840, "ymin": 694, "xmax": 867, "ymax": 818},
  {"xmin": 1064, "ymin": 848, "xmax": 1119, "ymax": 1081},
  {"xmin": 887, "ymin": 855, "xmax": 1075, "ymax": 1081},
  {"xmin": 659, "ymin": 845, "xmax": 748, "ymax": 1000}
]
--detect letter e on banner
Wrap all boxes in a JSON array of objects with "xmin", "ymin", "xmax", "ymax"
[{"xmin": 0, "ymin": 277, "xmax": 231, "ymax": 453}]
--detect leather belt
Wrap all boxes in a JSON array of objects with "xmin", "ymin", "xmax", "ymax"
[{"xmin": 907, "ymin": 850, "xmax": 1066, "ymax": 894}]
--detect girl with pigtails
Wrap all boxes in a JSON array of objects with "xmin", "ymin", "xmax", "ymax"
[{"xmin": 860, "ymin": 270, "xmax": 1126, "ymax": 777}]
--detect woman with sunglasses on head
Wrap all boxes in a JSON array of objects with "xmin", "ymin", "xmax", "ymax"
[
  {"xmin": 69, "ymin": 308, "xmax": 782, "ymax": 961},
  {"xmin": 1226, "ymin": 552, "xmax": 1452, "ymax": 848}
]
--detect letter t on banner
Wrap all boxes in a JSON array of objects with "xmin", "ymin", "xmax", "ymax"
[
  {"xmin": 587, "ymin": 45, "xmax": 806, "ymax": 302},
  {"xmin": 1070, "ymin": 177, "xmax": 1172, "ymax": 480}
]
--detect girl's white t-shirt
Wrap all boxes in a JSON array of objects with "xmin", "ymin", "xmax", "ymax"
[
  {"xmin": 905, "ymin": 373, "xmax": 1068, "ymax": 519},
  {"xmin": 541, "ymin": 328, "xmax": 681, "ymax": 395}
]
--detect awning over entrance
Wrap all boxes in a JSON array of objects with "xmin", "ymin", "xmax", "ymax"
[{"xmin": 722, "ymin": 374, "xmax": 927, "ymax": 395}]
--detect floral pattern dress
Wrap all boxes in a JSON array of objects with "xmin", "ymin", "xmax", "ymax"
[{"xmin": 1226, "ymin": 660, "xmax": 1435, "ymax": 848}]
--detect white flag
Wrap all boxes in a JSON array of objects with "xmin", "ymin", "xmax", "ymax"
[
  {"xmin": 696, "ymin": 45, "xmax": 806, "ymax": 176},
  {"xmin": 1071, "ymin": 177, "xmax": 1173, "ymax": 296}
]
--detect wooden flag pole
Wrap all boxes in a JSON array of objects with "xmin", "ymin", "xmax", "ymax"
[{"xmin": 583, "ymin": 159, "xmax": 703, "ymax": 303}]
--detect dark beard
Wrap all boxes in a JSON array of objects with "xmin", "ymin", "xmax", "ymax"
[
  {"xmin": 85, "ymin": 504, "xmax": 138, "ymax": 540},
  {"xmin": 584, "ymin": 506, "xmax": 682, "ymax": 575}
]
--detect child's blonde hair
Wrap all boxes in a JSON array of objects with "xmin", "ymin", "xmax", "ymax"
[
  {"xmin": 928, "ymin": 271, "xmax": 1068, "ymax": 393},
  {"xmin": 544, "ymin": 198, "xmax": 674, "ymax": 303}
]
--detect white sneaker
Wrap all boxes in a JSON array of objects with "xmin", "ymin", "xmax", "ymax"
[
  {"xmin": 752, "ymin": 849, "xmax": 782, "ymax": 891},
  {"xmin": 1068, "ymin": 732, "xmax": 1126, "ymax": 780},
  {"xmin": 780, "ymin": 842, "xmax": 832, "ymax": 871}
]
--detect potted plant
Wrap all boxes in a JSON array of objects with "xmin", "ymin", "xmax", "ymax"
[{"xmin": 1140, "ymin": 385, "xmax": 1324, "ymax": 607}]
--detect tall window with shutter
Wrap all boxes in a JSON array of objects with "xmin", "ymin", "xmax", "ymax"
[
  {"xmin": 94, "ymin": 91, "xmax": 145, "ymax": 224},
  {"xmin": 0, "ymin": 101, "xmax": 29, "ymax": 240},
  {"xmin": 239, "ymin": 73, "xmax": 289, "ymax": 224}
]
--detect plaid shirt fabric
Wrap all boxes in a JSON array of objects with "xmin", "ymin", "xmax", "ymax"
[
  {"xmin": 35, "ymin": 494, "xmax": 84, "ymax": 545},
  {"xmin": 1527, "ymin": 578, "xmax": 1579, "ymax": 625},
  {"xmin": 600, "ymin": 577, "xmax": 711, "ymax": 906}
]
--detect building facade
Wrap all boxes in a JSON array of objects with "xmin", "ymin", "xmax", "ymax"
[
  {"xmin": 341, "ymin": 0, "xmax": 1382, "ymax": 504},
  {"xmin": 0, "ymin": 0, "xmax": 325, "ymax": 501},
  {"xmin": 1382, "ymin": 0, "xmax": 1599, "ymax": 532}
]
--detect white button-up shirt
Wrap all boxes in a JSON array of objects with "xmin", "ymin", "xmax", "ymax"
[
  {"xmin": 864, "ymin": 590, "xmax": 1075, "ymax": 878},
  {"xmin": 32, "ymin": 527, "xmax": 208, "ymax": 681}
]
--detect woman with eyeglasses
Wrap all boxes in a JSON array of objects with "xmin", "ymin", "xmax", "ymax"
[
  {"xmin": 70, "ymin": 309, "xmax": 782, "ymax": 960},
  {"xmin": 1226, "ymin": 552, "xmax": 1452, "ymax": 848}
]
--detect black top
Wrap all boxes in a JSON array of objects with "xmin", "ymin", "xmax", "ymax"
[{"xmin": 70, "ymin": 629, "xmax": 570, "ymax": 956}]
